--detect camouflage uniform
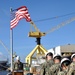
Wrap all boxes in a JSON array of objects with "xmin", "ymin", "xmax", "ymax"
[
  {"xmin": 47, "ymin": 54, "xmax": 61, "ymax": 75},
  {"xmin": 67, "ymin": 62, "xmax": 75, "ymax": 75},
  {"xmin": 58, "ymin": 68, "xmax": 69, "ymax": 75},
  {"xmin": 14, "ymin": 61, "xmax": 23, "ymax": 70},
  {"xmin": 58, "ymin": 58, "xmax": 71, "ymax": 75},
  {"xmin": 40, "ymin": 59, "xmax": 54, "ymax": 75},
  {"xmin": 48, "ymin": 63, "xmax": 61, "ymax": 75},
  {"xmin": 13, "ymin": 56, "xmax": 23, "ymax": 70}
]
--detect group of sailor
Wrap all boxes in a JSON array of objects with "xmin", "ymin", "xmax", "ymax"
[
  {"xmin": 40, "ymin": 52, "xmax": 75, "ymax": 75},
  {"xmin": 13, "ymin": 52, "xmax": 75, "ymax": 75}
]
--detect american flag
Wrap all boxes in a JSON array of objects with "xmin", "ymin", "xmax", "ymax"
[{"xmin": 10, "ymin": 6, "xmax": 31, "ymax": 29}]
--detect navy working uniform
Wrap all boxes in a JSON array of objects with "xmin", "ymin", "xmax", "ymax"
[
  {"xmin": 40, "ymin": 52, "xmax": 54, "ymax": 75},
  {"xmin": 58, "ymin": 58, "xmax": 71, "ymax": 75},
  {"xmin": 48, "ymin": 54, "xmax": 61, "ymax": 75},
  {"xmin": 14, "ymin": 56, "xmax": 23, "ymax": 70},
  {"xmin": 67, "ymin": 53, "xmax": 75, "ymax": 75}
]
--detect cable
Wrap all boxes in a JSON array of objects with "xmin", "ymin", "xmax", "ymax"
[
  {"xmin": 34, "ymin": 12, "xmax": 75, "ymax": 22},
  {"xmin": 0, "ymin": 40, "xmax": 10, "ymax": 55}
]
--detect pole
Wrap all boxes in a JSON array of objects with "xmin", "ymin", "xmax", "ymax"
[
  {"xmin": 10, "ymin": 29, "xmax": 13, "ymax": 72},
  {"xmin": 10, "ymin": 8, "xmax": 13, "ymax": 72}
]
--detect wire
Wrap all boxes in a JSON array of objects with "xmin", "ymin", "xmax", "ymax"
[
  {"xmin": 0, "ymin": 40, "xmax": 10, "ymax": 55},
  {"xmin": 34, "ymin": 12, "xmax": 75, "ymax": 22}
]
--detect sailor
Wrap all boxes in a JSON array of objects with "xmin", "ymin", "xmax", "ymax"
[
  {"xmin": 48, "ymin": 54, "xmax": 61, "ymax": 75},
  {"xmin": 67, "ymin": 53, "xmax": 75, "ymax": 75},
  {"xmin": 58, "ymin": 58, "xmax": 71, "ymax": 75},
  {"xmin": 40, "ymin": 51, "xmax": 54, "ymax": 75},
  {"xmin": 71, "ymin": 53, "xmax": 75, "ymax": 62},
  {"xmin": 14, "ymin": 56, "xmax": 23, "ymax": 70}
]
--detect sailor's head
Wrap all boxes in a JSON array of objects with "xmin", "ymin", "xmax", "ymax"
[
  {"xmin": 45, "ymin": 51, "xmax": 53, "ymax": 60},
  {"xmin": 61, "ymin": 58, "xmax": 71, "ymax": 70},
  {"xmin": 53, "ymin": 54, "xmax": 61, "ymax": 63},
  {"xmin": 16, "ymin": 56, "xmax": 20, "ymax": 61},
  {"xmin": 71, "ymin": 53, "xmax": 75, "ymax": 62}
]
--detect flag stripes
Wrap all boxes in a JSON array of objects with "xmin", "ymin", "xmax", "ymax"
[{"xmin": 10, "ymin": 6, "xmax": 31, "ymax": 29}]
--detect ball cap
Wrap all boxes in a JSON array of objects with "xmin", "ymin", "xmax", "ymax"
[
  {"xmin": 71, "ymin": 53, "xmax": 75, "ymax": 59},
  {"xmin": 61, "ymin": 58, "xmax": 70, "ymax": 64}
]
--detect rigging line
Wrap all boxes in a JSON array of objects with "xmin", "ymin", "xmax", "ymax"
[
  {"xmin": 0, "ymin": 40, "xmax": 10, "ymax": 55},
  {"xmin": 34, "ymin": 12, "xmax": 75, "ymax": 22}
]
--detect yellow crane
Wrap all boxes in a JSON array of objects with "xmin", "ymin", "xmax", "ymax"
[{"xmin": 26, "ymin": 17, "xmax": 75, "ymax": 65}]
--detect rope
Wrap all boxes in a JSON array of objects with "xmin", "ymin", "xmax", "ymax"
[{"xmin": 0, "ymin": 40, "xmax": 10, "ymax": 55}]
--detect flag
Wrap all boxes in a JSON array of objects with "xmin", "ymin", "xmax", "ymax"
[{"xmin": 10, "ymin": 6, "xmax": 31, "ymax": 29}]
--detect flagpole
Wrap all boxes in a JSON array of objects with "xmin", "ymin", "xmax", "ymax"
[
  {"xmin": 10, "ymin": 8, "xmax": 13, "ymax": 72},
  {"xmin": 10, "ymin": 29, "xmax": 13, "ymax": 72},
  {"xmin": 9, "ymin": 6, "xmax": 31, "ymax": 72}
]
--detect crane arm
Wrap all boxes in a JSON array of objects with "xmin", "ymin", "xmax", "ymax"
[
  {"xmin": 45, "ymin": 17, "xmax": 75, "ymax": 34},
  {"xmin": 30, "ymin": 21, "xmax": 40, "ymax": 32}
]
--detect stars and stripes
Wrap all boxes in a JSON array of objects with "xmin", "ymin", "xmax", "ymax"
[{"xmin": 10, "ymin": 6, "xmax": 31, "ymax": 29}]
